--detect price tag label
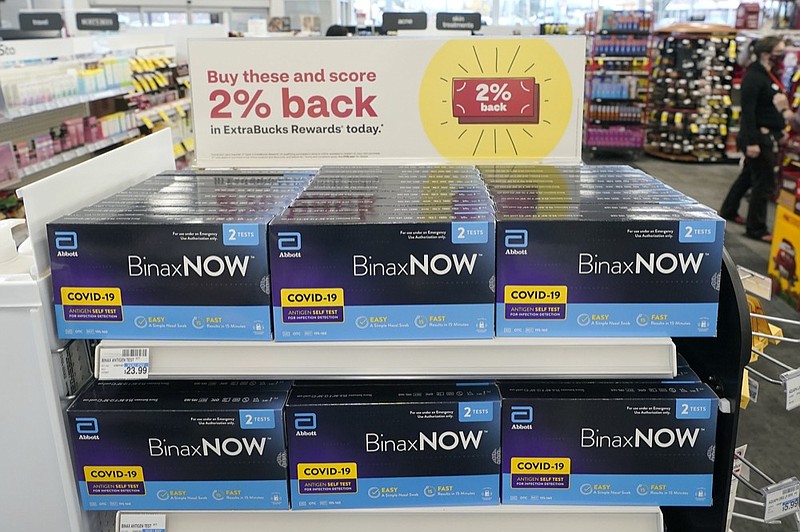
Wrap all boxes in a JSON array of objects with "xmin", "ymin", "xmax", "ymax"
[
  {"xmin": 141, "ymin": 115, "xmax": 155, "ymax": 130},
  {"xmin": 764, "ymin": 477, "xmax": 800, "ymax": 521},
  {"xmin": 119, "ymin": 513, "xmax": 166, "ymax": 532},
  {"xmin": 176, "ymin": 105, "xmax": 186, "ymax": 118},
  {"xmin": 158, "ymin": 110, "xmax": 171, "ymax": 123},
  {"xmin": 98, "ymin": 348, "xmax": 150, "ymax": 380},
  {"xmin": 781, "ymin": 368, "xmax": 800, "ymax": 411},
  {"xmin": 748, "ymin": 376, "xmax": 759, "ymax": 404}
]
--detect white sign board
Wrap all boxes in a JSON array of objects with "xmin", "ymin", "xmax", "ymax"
[{"xmin": 189, "ymin": 37, "xmax": 585, "ymax": 167}]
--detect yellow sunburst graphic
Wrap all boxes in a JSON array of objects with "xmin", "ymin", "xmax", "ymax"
[{"xmin": 419, "ymin": 39, "xmax": 573, "ymax": 161}]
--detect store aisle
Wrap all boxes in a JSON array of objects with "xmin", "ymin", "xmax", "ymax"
[{"xmin": 617, "ymin": 157, "xmax": 799, "ymax": 532}]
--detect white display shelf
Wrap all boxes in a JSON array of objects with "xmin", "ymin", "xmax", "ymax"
[
  {"xmin": 116, "ymin": 506, "xmax": 663, "ymax": 532},
  {"xmin": 95, "ymin": 337, "xmax": 676, "ymax": 379},
  {"xmin": 2, "ymin": 86, "xmax": 132, "ymax": 121}
]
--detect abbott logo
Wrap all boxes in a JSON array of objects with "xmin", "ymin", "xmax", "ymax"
[
  {"xmin": 54, "ymin": 231, "xmax": 78, "ymax": 250},
  {"xmin": 504, "ymin": 229, "xmax": 528, "ymax": 255},
  {"xmin": 277, "ymin": 232, "xmax": 302, "ymax": 251},
  {"xmin": 510, "ymin": 406, "xmax": 533, "ymax": 429},
  {"xmin": 510, "ymin": 406, "xmax": 533, "ymax": 424},
  {"xmin": 294, "ymin": 413, "xmax": 317, "ymax": 436},
  {"xmin": 75, "ymin": 417, "xmax": 99, "ymax": 440}
]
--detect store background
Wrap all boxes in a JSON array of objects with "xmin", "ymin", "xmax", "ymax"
[{"xmin": 0, "ymin": 1, "xmax": 797, "ymax": 531}]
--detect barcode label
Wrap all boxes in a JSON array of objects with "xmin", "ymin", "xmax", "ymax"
[
  {"xmin": 98, "ymin": 347, "xmax": 150, "ymax": 381},
  {"xmin": 764, "ymin": 477, "xmax": 800, "ymax": 521}
]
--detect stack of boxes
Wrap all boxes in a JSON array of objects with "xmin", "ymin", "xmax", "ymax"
[
  {"xmin": 48, "ymin": 170, "xmax": 313, "ymax": 340},
  {"xmin": 483, "ymin": 165, "xmax": 725, "ymax": 338},
  {"xmin": 54, "ymin": 164, "xmax": 724, "ymax": 512},
  {"xmin": 268, "ymin": 166, "xmax": 496, "ymax": 341}
]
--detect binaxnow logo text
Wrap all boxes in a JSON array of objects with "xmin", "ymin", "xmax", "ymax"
[
  {"xmin": 128, "ymin": 255, "xmax": 250, "ymax": 277},
  {"xmin": 578, "ymin": 252, "xmax": 705, "ymax": 276}
]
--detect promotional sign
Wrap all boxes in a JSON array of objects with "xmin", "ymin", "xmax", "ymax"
[
  {"xmin": 189, "ymin": 38, "xmax": 585, "ymax": 167},
  {"xmin": 76, "ymin": 13, "xmax": 120, "ymax": 31},
  {"xmin": 436, "ymin": 13, "xmax": 482, "ymax": 31},
  {"xmin": 383, "ymin": 12, "xmax": 427, "ymax": 30},
  {"xmin": 19, "ymin": 12, "xmax": 63, "ymax": 32}
]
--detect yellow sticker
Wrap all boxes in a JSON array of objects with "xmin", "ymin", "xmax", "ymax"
[
  {"xmin": 61, "ymin": 287, "xmax": 122, "ymax": 306},
  {"xmin": 720, "ymin": 124, "xmax": 728, "ymax": 136},
  {"xmin": 674, "ymin": 112, "xmax": 683, "ymax": 125},
  {"xmin": 183, "ymin": 137, "xmax": 195, "ymax": 151},
  {"xmin": 158, "ymin": 110, "xmax": 171, "ymax": 123},
  {"xmin": 146, "ymin": 75, "xmax": 158, "ymax": 92},
  {"xmin": 84, "ymin": 466, "xmax": 144, "ymax": 481},
  {"xmin": 281, "ymin": 288, "xmax": 344, "ymax": 307},
  {"xmin": 173, "ymin": 143, "xmax": 186, "ymax": 158},
  {"xmin": 511, "ymin": 457, "xmax": 571, "ymax": 475},
  {"xmin": 176, "ymin": 105, "xmax": 187, "ymax": 118},
  {"xmin": 131, "ymin": 79, "xmax": 144, "ymax": 94},
  {"xmin": 505, "ymin": 285, "xmax": 567, "ymax": 304},
  {"xmin": 298, "ymin": 462, "xmax": 358, "ymax": 480},
  {"xmin": 723, "ymin": 95, "xmax": 732, "ymax": 106},
  {"xmin": 142, "ymin": 116, "xmax": 155, "ymax": 130},
  {"xmin": 690, "ymin": 124, "xmax": 700, "ymax": 134}
]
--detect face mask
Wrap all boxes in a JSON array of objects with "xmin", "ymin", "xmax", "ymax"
[{"xmin": 771, "ymin": 52, "xmax": 786, "ymax": 64}]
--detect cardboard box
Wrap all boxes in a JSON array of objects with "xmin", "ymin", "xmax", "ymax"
[
  {"xmin": 67, "ymin": 380, "xmax": 291, "ymax": 511},
  {"xmin": 495, "ymin": 206, "xmax": 724, "ymax": 337},
  {"xmin": 500, "ymin": 378, "xmax": 717, "ymax": 506},
  {"xmin": 768, "ymin": 206, "xmax": 800, "ymax": 310},
  {"xmin": 47, "ymin": 171, "xmax": 309, "ymax": 341},
  {"xmin": 286, "ymin": 382, "xmax": 501, "ymax": 509},
  {"xmin": 269, "ymin": 208, "xmax": 495, "ymax": 341}
]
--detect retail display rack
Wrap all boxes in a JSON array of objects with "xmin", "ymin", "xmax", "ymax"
[
  {"xmin": 583, "ymin": 9, "xmax": 653, "ymax": 156},
  {"xmin": 0, "ymin": 39, "xmax": 194, "ymax": 218},
  {"xmin": 10, "ymin": 130, "xmax": 752, "ymax": 532},
  {"xmin": 5, "ymin": 32, "xmax": 756, "ymax": 532},
  {"xmin": 646, "ymin": 23, "xmax": 738, "ymax": 163}
]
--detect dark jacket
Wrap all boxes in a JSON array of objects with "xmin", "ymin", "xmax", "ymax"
[{"xmin": 738, "ymin": 61, "xmax": 785, "ymax": 148}]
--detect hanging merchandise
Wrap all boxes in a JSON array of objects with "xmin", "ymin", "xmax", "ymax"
[
  {"xmin": 583, "ymin": 9, "xmax": 653, "ymax": 155},
  {"xmin": 646, "ymin": 24, "xmax": 738, "ymax": 163}
]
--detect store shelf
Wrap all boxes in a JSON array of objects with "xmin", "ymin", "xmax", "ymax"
[
  {"xmin": 2, "ymin": 86, "xmax": 131, "ymax": 122},
  {"xmin": 591, "ymin": 98, "xmax": 644, "ymax": 103},
  {"xmin": 135, "ymin": 98, "xmax": 191, "ymax": 128},
  {"xmin": 591, "ymin": 70, "xmax": 650, "ymax": 76},
  {"xmin": 116, "ymin": 506, "xmax": 664, "ymax": 532},
  {"xmin": 644, "ymin": 145, "xmax": 721, "ymax": 162},
  {"xmin": 0, "ymin": 129, "xmax": 141, "ymax": 192},
  {"xmin": 95, "ymin": 337, "xmax": 676, "ymax": 379},
  {"xmin": 598, "ymin": 29, "xmax": 652, "ymax": 36},
  {"xmin": 593, "ymin": 55, "xmax": 649, "ymax": 60},
  {"xmin": 589, "ymin": 120, "xmax": 645, "ymax": 126}
]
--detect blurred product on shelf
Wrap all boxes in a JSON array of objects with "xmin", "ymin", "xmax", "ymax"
[
  {"xmin": 584, "ymin": 9, "xmax": 651, "ymax": 155},
  {"xmin": 646, "ymin": 24, "xmax": 737, "ymax": 163}
]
